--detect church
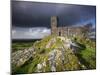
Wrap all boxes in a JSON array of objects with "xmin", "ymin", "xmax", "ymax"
[{"xmin": 51, "ymin": 16, "xmax": 92, "ymax": 37}]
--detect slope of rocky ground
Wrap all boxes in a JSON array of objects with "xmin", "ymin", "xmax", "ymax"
[{"xmin": 12, "ymin": 35, "xmax": 96, "ymax": 74}]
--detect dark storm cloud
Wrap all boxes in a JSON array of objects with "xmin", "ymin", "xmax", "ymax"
[{"xmin": 12, "ymin": 1, "xmax": 96, "ymax": 28}]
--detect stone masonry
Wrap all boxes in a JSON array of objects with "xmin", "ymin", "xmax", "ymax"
[{"xmin": 51, "ymin": 16, "xmax": 92, "ymax": 37}]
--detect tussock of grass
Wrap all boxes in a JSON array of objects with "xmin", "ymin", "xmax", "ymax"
[{"xmin": 73, "ymin": 36, "xmax": 96, "ymax": 69}]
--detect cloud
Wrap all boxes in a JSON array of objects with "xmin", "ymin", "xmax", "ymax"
[
  {"xmin": 12, "ymin": 1, "xmax": 96, "ymax": 27},
  {"xmin": 12, "ymin": 27, "xmax": 51, "ymax": 39},
  {"xmin": 12, "ymin": 30, "xmax": 16, "ymax": 34}
]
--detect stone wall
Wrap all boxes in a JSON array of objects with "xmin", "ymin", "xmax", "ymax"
[{"xmin": 51, "ymin": 16, "xmax": 91, "ymax": 37}]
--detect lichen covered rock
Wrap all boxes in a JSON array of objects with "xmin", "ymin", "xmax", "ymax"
[{"xmin": 12, "ymin": 36, "xmax": 86, "ymax": 74}]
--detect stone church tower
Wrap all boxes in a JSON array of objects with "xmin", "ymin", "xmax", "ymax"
[
  {"xmin": 51, "ymin": 16, "xmax": 66, "ymax": 36},
  {"xmin": 51, "ymin": 16, "xmax": 58, "ymax": 35}
]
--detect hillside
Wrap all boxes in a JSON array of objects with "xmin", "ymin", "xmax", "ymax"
[{"xmin": 12, "ymin": 35, "xmax": 96, "ymax": 74}]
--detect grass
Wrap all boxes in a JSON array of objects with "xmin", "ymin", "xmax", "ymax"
[
  {"xmin": 72, "ymin": 36, "xmax": 96, "ymax": 69},
  {"xmin": 12, "ymin": 36, "xmax": 53, "ymax": 74},
  {"xmin": 12, "ymin": 35, "xmax": 96, "ymax": 74},
  {"xmin": 12, "ymin": 41, "xmax": 35, "ymax": 52}
]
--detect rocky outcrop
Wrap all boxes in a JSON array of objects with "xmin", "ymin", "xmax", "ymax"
[
  {"xmin": 36, "ymin": 61, "xmax": 47, "ymax": 72},
  {"xmin": 48, "ymin": 49, "xmax": 56, "ymax": 72},
  {"xmin": 12, "ymin": 47, "xmax": 35, "ymax": 70},
  {"xmin": 12, "ymin": 36, "xmax": 85, "ymax": 73}
]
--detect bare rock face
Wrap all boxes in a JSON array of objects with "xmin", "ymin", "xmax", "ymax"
[
  {"xmin": 12, "ymin": 47, "xmax": 35, "ymax": 70},
  {"xmin": 45, "ymin": 36, "xmax": 81, "ymax": 72},
  {"xmin": 36, "ymin": 60, "xmax": 47, "ymax": 72},
  {"xmin": 48, "ymin": 49, "xmax": 56, "ymax": 72},
  {"xmin": 37, "ymin": 63, "xmax": 43, "ymax": 72},
  {"xmin": 47, "ymin": 46, "xmax": 80, "ymax": 72}
]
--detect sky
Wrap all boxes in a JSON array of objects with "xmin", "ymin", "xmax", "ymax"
[{"xmin": 12, "ymin": 1, "xmax": 96, "ymax": 39}]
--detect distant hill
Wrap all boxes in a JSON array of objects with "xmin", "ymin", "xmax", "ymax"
[{"xmin": 12, "ymin": 39, "xmax": 41, "ymax": 42}]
